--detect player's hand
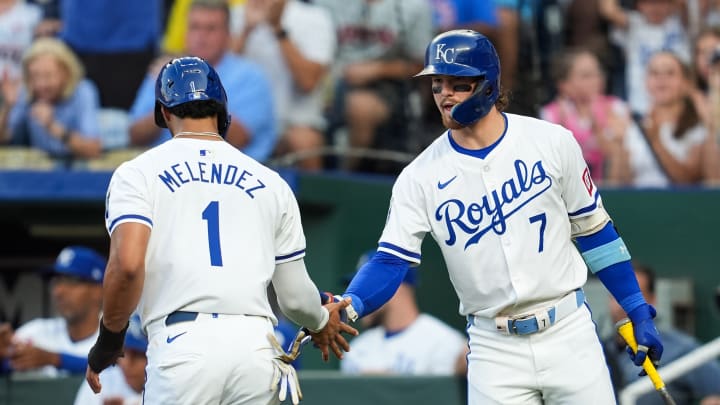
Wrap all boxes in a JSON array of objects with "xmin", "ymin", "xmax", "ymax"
[
  {"xmin": 86, "ymin": 365, "xmax": 102, "ymax": 394},
  {"xmin": 627, "ymin": 304, "xmax": 663, "ymax": 368},
  {"xmin": 8, "ymin": 342, "xmax": 58, "ymax": 370},
  {"xmin": 309, "ymin": 297, "xmax": 359, "ymax": 362},
  {"xmin": 86, "ymin": 319, "xmax": 128, "ymax": 393},
  {"xmin": 268, "ymin": 330, "xmax": 309, "ymax": 404}
]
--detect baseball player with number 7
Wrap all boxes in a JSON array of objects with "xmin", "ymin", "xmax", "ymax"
[
  {"xmin": 335, "ymin": 30, "xmax": 665, "ymax": 404},
  {"xmin": 84, "ymin": 56, "xmax": 357, "ymax": 404}
]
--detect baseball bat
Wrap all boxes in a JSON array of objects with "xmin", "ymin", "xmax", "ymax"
[{"xmin": 616, "ymin": 318, "xmax": 677, "ymax": 405}]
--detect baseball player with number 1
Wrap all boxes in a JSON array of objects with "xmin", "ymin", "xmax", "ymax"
[
  {"xmin": 84, "ymin": 56, "xmax": 357, "ymax": 404},
  {"xmin": 337, "ymin": 30, "xmax": 665, "ymax": 404}
]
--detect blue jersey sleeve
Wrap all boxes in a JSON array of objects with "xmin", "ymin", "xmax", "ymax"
[
  {"xmin": 342, "ymin": 251, "xmax": 410, "ymax": 318},
  {"xmin": 58, "ymin": 353, "xmax": 88, "ymax": 373}
]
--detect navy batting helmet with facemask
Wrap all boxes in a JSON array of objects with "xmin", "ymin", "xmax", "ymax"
[
  {"xmin": 154, "ymin": 56, "xmax": 231, "ymax": 136},
  {"xmin": 415, "ymin": 30, "xmax": 501, "ymax": 126}
]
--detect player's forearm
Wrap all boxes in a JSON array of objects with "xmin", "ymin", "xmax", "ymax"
[
  {"xmin": 575, "ymin": 222, "xmax": 645, "ymax": 314},
  {"xmin": 343, "ymin": 251, "xmax": 409, "ymax": 318},
  {"xmin": 273, "ymin": 259, "xmax": 328, "ymax": 331},
  {"xmin": 103, "ymin": 263, "xmax": 144, "ymax": 332},
  {"xmin": 103, "ymin": 224, "xmax": 149, "ymax": 331}
]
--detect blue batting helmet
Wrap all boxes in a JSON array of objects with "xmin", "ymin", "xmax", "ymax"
[
  {"xmin": 154, "ymin": 56, "xmax": 231, "ymax": 136},
  {"xmin": 415, "ymin": 30, "xmax": 501, "ymax": 126}
]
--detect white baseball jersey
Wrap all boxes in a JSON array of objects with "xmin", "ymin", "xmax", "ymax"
[
  {"xmin": 378, "ymin": 113, "xmax": 599, "ymax": 318},
  {"xmin": 104, "ymin": 138, "xmax": 306, "ymax": 329},
  {"xmin": 340, "ymin": 314, "xmax": 466, "ymax": 375},
  {"xmin": 0, "ymin": 1, "xmax": 41, "ymax": 80},
  {"xmin": 13, "ymin": 317, "xmax": 98, "ymax": 378}
]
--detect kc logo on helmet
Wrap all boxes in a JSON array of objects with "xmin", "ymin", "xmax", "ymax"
[{"xmin": 435, "ymin": 43, "xmax": 456, "ymax": 63}]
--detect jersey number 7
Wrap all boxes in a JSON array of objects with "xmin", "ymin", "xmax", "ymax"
[{"xmin": 202, "ymin": 201, "xmax": 223, "ymax": 266}]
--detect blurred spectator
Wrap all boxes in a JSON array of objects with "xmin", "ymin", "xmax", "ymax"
[
  {"xmin": 129, "ymin": 0, "xmax": 277, "ymax": 163},
  {"xmin": 56, "ymin": 0, "xmax": 161, "ymax": 110},
  {"xmin": 341, "ymin": 250, "xmax": 468, "ymax": 376},
  {"xmin": 314, "ymin": 0, "xmax": 434, "ymax": 172},
  {"xmin": 690, "ymin": 27, "xmax": 720, "ymax": 126},
  {"xmin": 540, "ymin": 48, "xmax": 631, "ymax": 185},
  {"xmin": 495, "ymin": 0, "xmax": 563, "ymax": 116},
  {"xmin": 563, "ymin": 0, "xmax": 625, "ymax": 99},
  {"xmin": 231, "ymin": 0, "xmax": 335, "ymax": 170},
  {"xmin": 73, "ymin": 314, "xmax": 146, "ymax": 405},
  {"xmin": 429, "ymin": 0, "xmax": 498, "ymax": 36},
  {"xmin": 0, "ymin": 37, "xmax": 102, "ymax": 164},
  {"xmin": 163, "ymin": 0, "xmax": 245, "ymax": 55},
  {"xmin": 623, "ymin": 51, "xmax": 712, "ymax": 186},
  {"xmin": 0, "ymin": 0, "xmax": 42, "ymax": 80},
  {"xmin": 0, "ymin": 246, "xmax": 105, "ymax": 378},
  {"xmin": 603, "ymin": 263, "xmax": 720, "ymax": 404},
  {"xmin": 600, "ymin": 0, "xmax": 691, "ymax": 116}
]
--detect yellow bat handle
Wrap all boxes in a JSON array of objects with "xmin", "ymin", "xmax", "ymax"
[{"xmin": 616, "ymin": 318, "xmax": 665, "ymax": 390}]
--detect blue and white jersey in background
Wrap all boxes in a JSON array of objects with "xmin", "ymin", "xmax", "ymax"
[
  {"xmin": 104, "ymin": 138, "xmax": 306, "ymax": 329},
  {"xmin": 378, "ymin": 113, "xmax": 601, "ymax": 317}
]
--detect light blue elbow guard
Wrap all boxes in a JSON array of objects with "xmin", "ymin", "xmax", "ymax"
[{"xmin": 581, "ymin": 237, "xmax": 631, "ymax": 274}]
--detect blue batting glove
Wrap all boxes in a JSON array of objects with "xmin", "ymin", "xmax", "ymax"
[{"xmin": 627, "ymin": 304, "xmax": 663, "ymax": 367}]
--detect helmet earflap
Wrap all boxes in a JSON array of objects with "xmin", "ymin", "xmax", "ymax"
[{"xmin": 451, "ymin": 76, "xmax": 499, "ymax": 126}]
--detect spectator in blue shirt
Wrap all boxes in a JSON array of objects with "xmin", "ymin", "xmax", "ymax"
[
  {"xmin": 57, "ymin": 0, "xmax": 161, "ymax": 110},
  {"xmin": 604, "ymin": 263, "xmax": 720, "ymax": 405},
  {"xmin": 0, "ymin": 37, "xmax": 101, "ymax": 162},
  {"xmin": 128, "ymin": 0, "xmax": 277, "ymax": 163},
  {"xmin": 429, "ymin": 0, "xmax": 498, "ymax": 35}
]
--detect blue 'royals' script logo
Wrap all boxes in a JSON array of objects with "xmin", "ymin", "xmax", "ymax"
[{"xmin": 435, "ymin": 159, "xmax": 552, "ymax": 250}]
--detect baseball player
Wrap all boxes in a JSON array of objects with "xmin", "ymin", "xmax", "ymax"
[
  {"xmin": 0, "ymin": 246, "xmax": 105, "ymax": 378},
  {"xmin": 335, "ymin": 30, "xmax": 665, "ymax": 404},
  {"xmin": 85, "ymin": 56, "xmax": 357, "ymax": 404}
]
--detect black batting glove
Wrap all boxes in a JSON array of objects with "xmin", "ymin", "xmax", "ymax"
[{"xmin": 88, "ymin": 318, "xmax": 128, "ymax": 373}]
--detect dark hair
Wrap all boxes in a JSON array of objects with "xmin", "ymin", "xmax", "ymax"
[
  {"xmin": 632, "ymin": 262, "xmax": 656, "ymax": 295},
  {"xmin": 495, "ymin": 86, "xmax": 509, "ymax": 112},
  {"xmin": 167, "ymin": 100, "xmax": 224, "ymax": 120}
]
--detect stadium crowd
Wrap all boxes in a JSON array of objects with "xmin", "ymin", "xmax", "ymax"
[{"xmin": 1, "ymin": 0, "xmax": 719, "ymax": 186}]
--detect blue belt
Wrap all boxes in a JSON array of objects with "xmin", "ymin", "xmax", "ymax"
[
  {"xmin": 468, "ymin": 289, "xmax": 585, "ymax": 336},
  {"xmin": 165, "ymin": 311, "xmax": 216, "ymax": 326}
]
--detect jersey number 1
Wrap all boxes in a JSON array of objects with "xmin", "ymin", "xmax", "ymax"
[{"xmin": 202, "ymin": 201, "xmax": 223, "ymax": 266}]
